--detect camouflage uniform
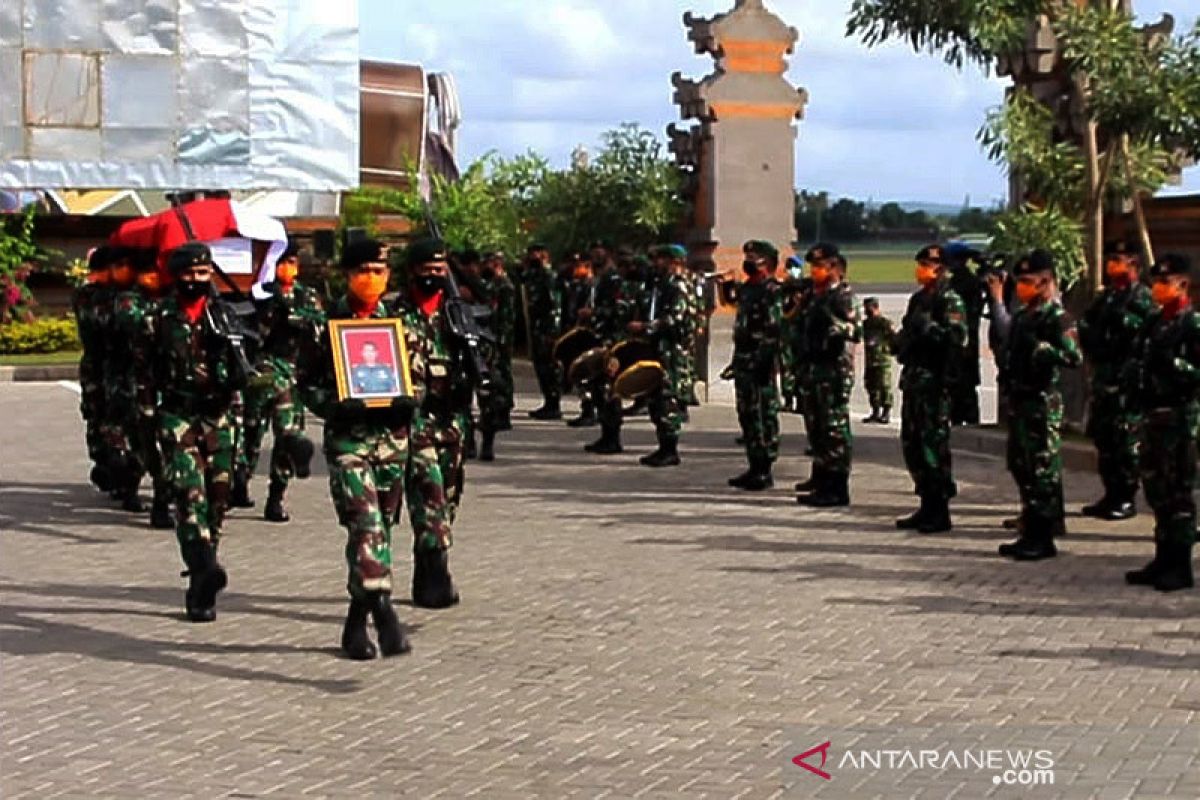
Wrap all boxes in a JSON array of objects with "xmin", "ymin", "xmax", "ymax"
[
  {"xmin": 1001, "ymin": 299, "xmax": 1082, "ymax": 537},
  {"xmin": 680, "ymin": 270, "xmax": 704, "ymax": 405},
  {"xmin": 587, "ymin": 266, "xmax": 642, "ymax": 452},
  {"xmin": 525, "ymin": 259, "xmax": 563, "ymax": 411},
  {"xmin": 862, "ymin": 311, "xmax": 897, "ymax": 416},
  {"xmin": 895, "ymin": 278, "xmax": 968, "ymax": 513},
  {"xmin": 73, "ymin": 281, "xmax": 113, "ymax": 478},
  {"xmin": 110, "ymin": 285, "xmax": 165, "ymax": 509},
  {"xmin": 1078, "ymin": 280, "xmax": 1154, "ymax": 512},
  {"xmin": 732, "ymin": 278, "xmax": 783, "ymax": 471},
  {"xmin": 642, "ymin": 269, "xmax": 689, "ymax": 460},
  {"xmin": 947, "ymin": 261, "xmax": 985, "ymax": 424},
  {"xmin": 478, "ymin": 271, "xmax": 516, "ymax": 426},
  {"xmin": 239, "ymin": 281, "xmax": 324, "ymax": 498},
  {"xmin": 1133, "ymin": 295, "xmax": 1199, "ymax": 590},
  {"xmin": 779, "ymin": 277, "xmax": 812, "ymax": 415},
  {"xmin": 803, "ymin": 282, "xmax": 861, "ymax": 496}
]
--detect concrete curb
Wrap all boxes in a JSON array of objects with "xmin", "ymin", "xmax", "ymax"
[{"xmin": 0, "ymin": 364, "xmax": 78, "ymax": 383}]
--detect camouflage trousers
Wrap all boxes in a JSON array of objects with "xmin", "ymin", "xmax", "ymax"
[
  {"xmin": 809, "ymin": 366, "xmax": 853, "ymax": 477},
  {"xmin": 240, "ymin": 367, "xmax": 304, "ymax": 485},
  {"xmin": 1140, "ymin": 404, "xmax": 1199, "ymax": 547},
  {"xmin": 479, "ymin": 345, "xmax": 514, "ymax": 434},
  {"xmin": 1087, "ymin": 383, "xmax": 1142, "ymax": 502},
  {"xmin": 531, "ymin": 331, "xmax": 561, "ymax": 403},
  {"xmin": 159, "ymin": 411, "xmax": 235, "ymax": 548},
  {"xmin": 864, "ymin": 363, "xmax": 893, "ymax": 410},
  {"xmin": 106, "ymin": 388, "xmax": 168, "ymax": 497},
  {"xmin": 408, "ymin": 413, "xmax": 464, "ymax": 553},
  {"xmin": 679, "ymin": 341, "xmax": 699, "ymax": 404},
  {"xmin": 1006, "ymin": 391, "xmax": 1065, "ymax": 525},
  {"xmin": 325, "ymin": 426, "xmax": 408, "ymax": 599},
  {"xmin": 795, "ymin": 363, "xmax": 816, "ymax": 437},
  {"xmin": 734, "ymin": 370, "xmax": 780, "ymax": 464},
  {"xmin": 79, "ymin": 355, "xmax": 108, "ymax": 465},
  {"xmin": 900, "ymin": 377, "xmax": 955, "ymax": 500}
]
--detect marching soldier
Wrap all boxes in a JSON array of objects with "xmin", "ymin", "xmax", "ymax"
[
  {"xmin": 100, "ymin": 248, "xmax": 147, "ymax": 512},
  {"xmin": 893, "ymin": 246, "xmax": 968, "ymax": 533},
  {"xmin": 796, "ymin": 246, "xmax": 860, "ymax": 508},
  {"xmin": 1077, "ymin": 241, "xmax": 1154, "ymax": 521},
  {"xmin": 238, "ymin": 241, "xmax": 321, "ymax": 522},
  {"xmin": 630, "ymin": 244, "xmax": 690, "ymax": 468},
  {"xmin": 142, "ymin": 243, "xmax": 244, "ymax": 622},
  {"xmin": 524, "ymin": 243, "xmax": 563, "ymax": 420},
  {"xmin": 480, "ymin": 250, "xmax": 516, "ymax": 444},
  {"xmin": 728, "ymin": 241, "xmax": 783, "ymax": 491},
  {"xmin": 395, "ymin": 239, "xmax": 471, "ymax": 609},
  {"xmin": 861, "ymin": 297, "xmax": 896, "ymax": 424},
  {"xmin": 945, "ymin": 242, "xmax": 986, "ymax": 425},
  {"xmin": 1126, "ymin": 254, "xmax": 1197, "ymax": 592},
  {"xmin": 997, "ymin": 250, "xmax": 1082, "ymax": 561},
  {"xmin": 74, "ymin": 247, "xmax": 117, "ymax": 492},
  {"xmin": 298, "ymin": 238, "xmax": 413, "ymax": 659},
  {"xmin": 562, "ymin": 253, "xmax": 599, "ymax": 428}
]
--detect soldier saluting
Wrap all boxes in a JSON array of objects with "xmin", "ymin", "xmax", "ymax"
[{"xmin": 1126, "ymin": 254, "xmax": 1197, "ymax": 592}]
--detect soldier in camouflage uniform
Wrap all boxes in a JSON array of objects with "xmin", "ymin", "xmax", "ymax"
[
  {"xmin": 74, "ymin": 247, "xmax": 117, "ymax": 492},
  {"xmin": 860, "ymin": 297, "xmax": 896, "ymax": 424},
  {"xmin": 1125, "ymin": 254, "xmax": 1196, "ymax": 592},
  {"xmin": 680, "ymin": 261, "xmax": 706, "ymax": 408},
  {"xmin": 779, "ymin": 256, "xmax": 808, "ymax": 416},
  {"xmin": 100, "ymin": 248, "xmax": 148, "ymax": 512},
  {"xmin": 561, "ymin": 254, "xmax": 599, "ymax": 428},
  {"xmin": 728, "ymin": 241, "xmax": 783, "ymax": 491},
  {"xmin": 395, "ymin": 239, "xmax": 474, "ymax": 610},
  {"xmin": 893, "ymin": 246, "xmax": 968, "ymax": 533},
  {"xmin": 796, "ymin": 245, "xmax": 861, "ymax": 508},
  {"xmin": 997, "ymin": 250, "xmax": 1082, "ymax": 561},
  {"xmin": 524, "ymin": 243, "xmax": 564, "ymax": 420},
  {"xmin": 1077, "ymin": 241, "xmax": 1154, "ymax": 521},
  {"xmin": 238, "ymin": 241, "xmax": 321, "ymax": 523},
  {"xmin": 112, "ymin": 252, "xmax": 173, "ymax": 528},
  {"xmin": 584, "ymin": 248, "xmax": 643, "ymax": 455},
  {"xmin": 479, "ymin": 250, "xmax": 517, "ymax": 455},
  {"xmin": 629, "ymin": 244, "xmax": 690, "ymax": 468},
  {"xmin": 142, "ymin": 243, "xmax": 244, "ymax": 622},
  {"xmin": 299, "ymin": 239, "xmax": 413, "ymax": 659},
  {"xmin": 945, "ymin": 242, "xmax": 986, "ymax": 425}
]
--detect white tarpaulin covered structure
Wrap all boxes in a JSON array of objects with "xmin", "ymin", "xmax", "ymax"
[{"xmin": 0, "ymin": 0, "xmax": 359, "ymax": 191}]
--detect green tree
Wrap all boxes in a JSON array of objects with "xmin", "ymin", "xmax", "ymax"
[{"xmin": 0, "ymin": 206, "xmax": 42, "ymax": 324}]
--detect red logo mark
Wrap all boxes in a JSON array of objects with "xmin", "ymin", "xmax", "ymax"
[{"xmin": 792, "ymin": 741, "xmax": 833, "ymax": 781}]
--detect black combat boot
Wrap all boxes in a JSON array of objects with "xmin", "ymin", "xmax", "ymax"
[
  {"xmin": 879, "ymin": 406, "xmax": 891, "ymax": 425},
  {"xmin": 264, "ymin": 480, "xmax": 290, "ymax": 523},
  {"xmin": 895, "ymin": 494, "xmax": 930, "ymax": 530},
  {"xmin": 1153, "ymin": 542, "xmax": 1194, "ymax": 593},
  {"xmin": 340, "ymin": 597, "xmax": 378, "ymax": 660},
  {"xmin": 479, "ymin": 431, "xmax": 496, "ymax": 462},
  {"xmin": 793, "ymin": 467, "xmax": 822, "ymax": 494},
  {"xmin": 529, "ymin": 398, "xmax": 562, "ymax": 420},
  {"xmin": 464, "ymin": 431, "xmax": 478, "ymax": 460},
  {"xmin": 90, "ymin": 463, "xmax": 114, "ymax": 493},
  {"xmin": 998, "ymin": 517, "xmax": 1057, "ymax": 560},
  {"xmin": 366, "ymin": 592, "xmax": 411, "ymax": 656},
  {"xmin": 728, "ymin": 466, "xmax": 756, "ymax": 488},
  {"xmin": 1125, "ymin": 538, "xmax": 1164, "ymax": 586},
  {"xmin": 412, "ymin": 548, "xmax": 460, "ymax": 609},
  {"xmin": 861, "ymin": 409, "xmax": 880, "ymax": 424},
  {"xmin": 281, "ymin": 433, "xmax": 315, "ymax": 479},
  {"xmin": 182, "ymin": 539, "xmax": 227, "ymax": 622},
  {"xmin": 567, "ymin": 400, "xmax": 598, "ymax": 428},
  {"xmin": 1100, "ymin": 494, "xmax": 1137, "ymax": 521},
  {"xmin": 150, "ymin": 491, "xmax": 173, "ymax": 529},
  {"xmin": 585, "ymin": 427, "xmax": 623, "ymax": 455},
  {"xmin": 917, "ymin": 495, "xmax": 952, "ymax": 534},
  {"xmin": 230, "ymin": 466, "xmax": 255, "ymax": 509},
  {"xmin": 1081, "ymin": 493, "xmax": 1113, "ymax": 518},
  {"xmin": 799, "ymin": 473, "xmax": 849, "ymax": 508},
  {"xmin": 640, "ymin": 437, "xmax": 680, "ymax": 468},
  {"xmin": 736, "ymin": 458, "xmax": 774, "ymax": 492},
  {"xmin": 497, "ymin": 410, "xmax": 513, "ymax": 431},
  {"xmin": 121, "ymin": 478, "xmax": 146, "ymax": 513}
]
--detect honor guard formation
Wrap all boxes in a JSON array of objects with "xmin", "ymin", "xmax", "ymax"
[{"xmin": 72, "ymin": 233, "xmax": 1197, "ymax": 658}]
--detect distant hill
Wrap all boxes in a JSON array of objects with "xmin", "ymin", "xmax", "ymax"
[{"xmin": 864, "ymin": 200, "xmax": 981, "ymax": 216}]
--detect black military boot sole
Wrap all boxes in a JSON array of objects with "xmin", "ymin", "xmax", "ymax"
[
  {"xmin": 341, "ymin": 599, "xmax": 378, "ymax": 660},
  {"xmin": 640, "ymin": 450, "xmax": 681, "ymax": 468},
  {"xmin": 1100, "ymin": 502, "xmax": 1136, "ymax": 521},
  {"xmin": 998, "ymin": 537, "xmax": 1057, "ymax": 561},
  {"xmin": 528, "ymin": 405, "xmax": 563, "ymax": 421},
  {"xmin": 1080, "ymin": 497, "xmax": 1113, "ymax": 518},
  {"xmin": 895, "ymin": 510, "xmax": 926, "ymax": 530},
  {"xmin": 585, "ymin": 439, "xmax": 623, "ymax": 455},
  {"xmin": 917, "ymin": 514, "xmax": 953, "ymax": 534},
  {"xmin": 1125, "ymin": 560, "xmax": 1161, "ymax": 586},
  {"xmin": 368, "ymin": 594, "xmax": 411, "ymax": 656}
]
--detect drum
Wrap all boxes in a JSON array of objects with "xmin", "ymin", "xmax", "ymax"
[
  {"xmin": 607, "ymin": 339, "xmax": 666, "ymax": 400},
  {"xmin": 568, "ymin": 346, "xmax": 608, "ymax": 386},
  {"xmin": 553, "ymin": 326, "xmax": 601, "ymax": 369}
]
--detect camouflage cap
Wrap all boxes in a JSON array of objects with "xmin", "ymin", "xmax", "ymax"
[
  {"xmin": 340, "ymin": 238, "xmax": 387, "ymax": 270},
  {"xmin": 804, "ymin": 242, "xmax": 840, "ymax": 264},
  {"xmin": 1012, "ymin": 249, "xmax": 1056, "ymax": 279},
  {"xmin": 405, "ymin": 237, "xmax": 448, "ymax": 267},
  {"xmin": 1148, "ymin": 253, "xmax": 1192, "ymax": 278},
  {"xmin": 167, "ymin": 242, "xmax": 213, "ymax": 275},
  {"xmin": 743, "ymin": 240, "xmax": 779, "ymax": 262},
  {"xmin": 915, "ymin": 244, "xmax": 945, "ymax": 264},
  {"xmin": 653, "ymin": 244, "xmax": 688, "ymax": 261}
]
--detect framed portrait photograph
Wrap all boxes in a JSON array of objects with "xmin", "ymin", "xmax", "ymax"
[{"xmin": 329, "ymin": 319, "xmax": 415, "ymax": 407}]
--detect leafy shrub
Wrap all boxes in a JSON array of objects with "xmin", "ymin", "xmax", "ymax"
[{"xmin": 0, "ymin": 317, "xmax": 80, "ymax": 355}]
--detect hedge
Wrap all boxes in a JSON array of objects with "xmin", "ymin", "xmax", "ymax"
[{"xmin": 0, "ymin": 318, "xmax": 81, "ymax": 355}]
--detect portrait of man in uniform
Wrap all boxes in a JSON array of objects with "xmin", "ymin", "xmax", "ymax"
[{"xmin": 329, "ymin": 319, "xmax": 413, "ymax": 406}]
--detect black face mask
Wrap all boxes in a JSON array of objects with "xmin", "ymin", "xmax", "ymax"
[
  {"xmin": 415, "ymin": 275, "xmax": 446, "ymax": 294},
  {"xmin": 481, "ymin": 267, "xmax": 497, "ymax": 281},
  {"xmin": 742, "ymin": 260, "xmax": 761, "ymax": 277},
  {"xmin": 177, "ymin": 280, "xmax": 210, "ymax": 300}
]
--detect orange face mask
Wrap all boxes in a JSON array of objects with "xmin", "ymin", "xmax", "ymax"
[
  {"xmin": 137, "ymin": 271, "xmax": 162, "ymax": 294},
  {"xmin": 1106, "ymin": 259, "xmax": 1134, "ymax": 285},
  {"xmin": 810, "ymin": 265, "xmax": 831, "ymax": 286},
  {"xmin": 572, "ymin": 266, "xmax": 590, "ymax": 281},
  {"xmin": 111, "ymin": 265, "xmax": 135, "ymax": 287},
  {"xmin": 1152, "ymin": 281, "xmax": 1185, "ymax": 308},
  {"xmin": 1015, "ymin": 279, "xmax": 1042, "ymax": 306},
  {"xmin": 348, "ymin": 272, "xmax": 388, "ymax": 305},
  {"xmin": 86, "ymin": 271, "xmax": 110, "ymax": 285},
  {"xmin": 915, "ymin": 264, "xmax": 939, "ymax": 286},
  {"xmin": 276, "ymin": 262, "xmax": 299, "ymax": 286}
]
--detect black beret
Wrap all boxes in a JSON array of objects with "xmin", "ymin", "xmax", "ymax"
[
  {"xmin": 340, "ymin": 238, "xmax": 386, "ymax": 270},
  {"xmin": 526, "ymin": 242, "xmax": 549, "ymax": 254},
  {"xmin": 915, "ymin": 245, "xmax": 945, "ymax": 264},
  {"xmin": 1012, "ymin": 249, "xmax": 1056, "ymax": 279},
  {"xmin": 459, "ymin": 248, "xmax": 481, "ymax": 264},
  {"xmin": 743, "ymin": 240, "xmax": 780, "ymax": 262},
  {"xmin": 280, "ymin": 238, "xmax": 299, "ymax": 261},
  {"xmin": 804, "ymin": 242, "xmax": 840, "ymax": 264},
  {"xmin": 1149, "ymin": 254, "xmax": 1192, "ymax": 278},
  {"xmin": 863, "ymin": 296, "xmax": 879, "ymax": 308},
  {"xmin": 405, "ymin": 238, "xmax": 448, "ymax": 267},
  {"xmin": 88, "ymin": 246, "xmax": 118, "ymax": 271},
  {"xmin": 167, "ymin": 242, "xmax": 213, "ymax": 275},
  {"xmin": 1105, "ymin": 240, "xmax": 1136, "ymax": 258}
]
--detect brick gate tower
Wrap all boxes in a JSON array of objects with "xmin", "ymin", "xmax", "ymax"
[{"xmin": 668, "ymin": 0, "xmax": 808, "ymax": 272}]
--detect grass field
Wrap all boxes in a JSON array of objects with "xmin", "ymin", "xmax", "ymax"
[
  {"xmin": 841, "ymin": 250, "xmax": 914, "ymax": 287},
  {"xmin": 0, "ymin": 350, "xmax": 81, "ymax": 367}
]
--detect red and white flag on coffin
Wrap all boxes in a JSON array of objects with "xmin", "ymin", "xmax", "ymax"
[{"xmin": 110, "ymin": 197, "xmax": 288, "ymax": 298}]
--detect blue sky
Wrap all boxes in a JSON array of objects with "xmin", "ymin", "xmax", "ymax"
[{"xmin": 363, "ymin": 1, "xmax": 1198, "ymax": 205}]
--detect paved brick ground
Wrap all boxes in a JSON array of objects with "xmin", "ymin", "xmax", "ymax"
[{"xmin": 1, "ymin": 380, "xmax": 1197, "ymax": 799}]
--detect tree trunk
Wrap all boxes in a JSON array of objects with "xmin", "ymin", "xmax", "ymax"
[{"xmin": 1120, "ymin": 136, "xmax": 1156, "ymax": 266}]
